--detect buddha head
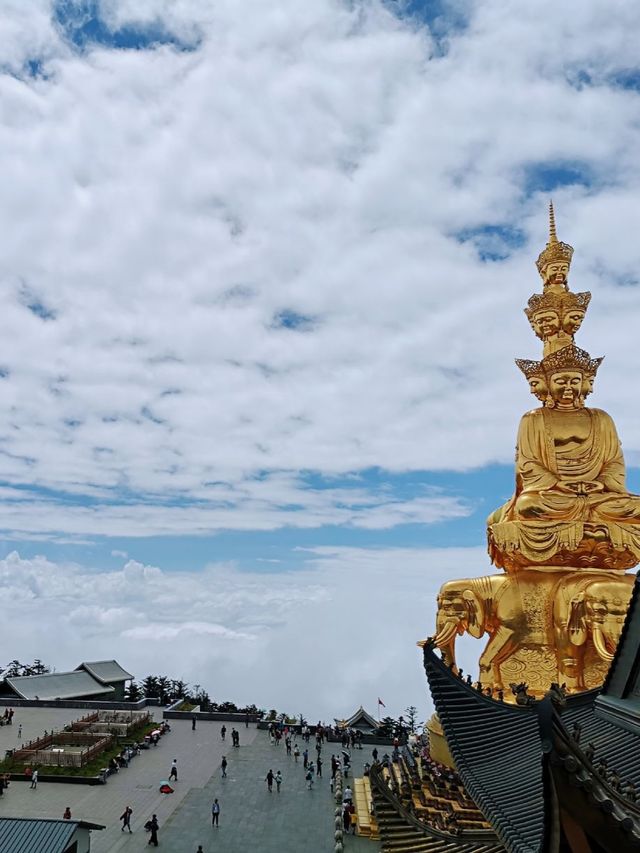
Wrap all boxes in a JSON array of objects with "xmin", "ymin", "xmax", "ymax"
[
  {"xmin": 531, "ymin": 308, "xmax": 561, "ymax": 340},
  {"xmin": 562, "ymin": 307, "xmax": 585, "ymax": 335},
  {"xmin": 541, "ymin": 345, "xmax": 597, "ymax": 410},
  {"xmin": 582, "ymin": 356, "xmax": 604, "ymax": 399},
  {"xmin": 542, "ymin": 261, "xmax": 570, "ymax": 291},
  {"xmin": 536, "ymin": 202, "xmax": 573, "ymax": 292},
  {"xmin": 525, "ymin": 292, "xmax": 563, "ymax": 341},
  {"xmin": 548, "ymin": 370, "xmax": 584, "ymax": 409},
  {"xmin": 515, "ymin": 358, "xmax": 547, "ymax": 404},
  {"xmin": 561, "ymin": 292, "xmax": 591, "ymax": 337},
  {"xmin": 528, "ymin": 374, "xmax": 548, "ymax": 402}
]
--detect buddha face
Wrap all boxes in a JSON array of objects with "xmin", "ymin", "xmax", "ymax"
[
  {"xmin": 548, "ymin": 370, "xmax": 583, "ymax": 408},
  {"xmin": 527, "ymin": 374, "xmax": 548, "ymax": 403},
  {"xmin": 563, "ymin": 308, "xmax": 585, "ymax": 335},
  {"xmin": 544, "ymin": 261, "xmax": 570, "ymax": 289},
  {"xmin": 583, "ymin": 373, "xmax": 596, "ymax": 397},
  {"xmin": 532, "ymin": 309, "xmax": 560, "ymax": 340}
]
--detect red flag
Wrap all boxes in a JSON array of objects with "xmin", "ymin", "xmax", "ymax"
[{"xmin": 377, "ymin": 698, "xmax": 386, "ymax": 708}]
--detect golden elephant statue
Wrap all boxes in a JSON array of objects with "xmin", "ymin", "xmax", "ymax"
[
  {"xmin": 433, "ymin": 574, "xmax": 523, "ymax": 688},
  {"xmin": 433, "ymin": 570, "xmax": 635, "ymax": 693},
  {"xmin": 552, "ymin": 573, "xmax": 635, "ymax": 690}
]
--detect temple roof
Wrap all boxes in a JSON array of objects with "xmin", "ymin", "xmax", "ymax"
[
  {"xmin": 75, "ymin": 660, "xmax": 133, "ymax": 684},
  {"xmin": 0, "ymin": 818, "xmax": 104, "ymax": 853},
  {"xmin": 424, "ymin": 653, "xmax": 545, "ymax": 853},
  {"xmin": 338, "ymin": 706, "xmax": 380, "ymax": 730},
  {"xmin": 5, "ymin": 670, "xmax": 115, "ymax": 700}
]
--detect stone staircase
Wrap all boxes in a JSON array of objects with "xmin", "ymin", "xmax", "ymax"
[{"xmin": 368, "ymin": 753, "xmax": 504, "ymax": 853}]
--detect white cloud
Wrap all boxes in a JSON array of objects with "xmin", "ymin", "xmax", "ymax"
[
  {"xmin": 0, "ymin": 1, "xmax": 637, "ymax": 536},
  {"xmin": 0, "ymin": 547, "xmax": 491, "ymax": 721}
]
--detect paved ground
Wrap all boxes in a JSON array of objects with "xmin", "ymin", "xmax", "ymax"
[
  {"xmin": 0, "ymin": 711, "xmax": 381, "ymax": 852},
  {"xmin": 0, "ymin": 706, "xmax": 86, "ymax": 751}
]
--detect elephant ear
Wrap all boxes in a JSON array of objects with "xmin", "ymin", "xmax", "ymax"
[
  {"xmin": 462, "ymin": 589, "xmax": 485, "ymax": 639},
  {"xmin": 567, "ymin": 592, "xmax": 588, "ymax": 646}
]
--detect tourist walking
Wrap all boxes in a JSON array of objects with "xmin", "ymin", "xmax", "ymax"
[
  {"xmin": 303, "ymin": 748, "xmax": 309, "ymax": 769},
  {"xmin": 265, "ymin": 768, "xmax": 274, "ymax": 792},
  {"xmin": 275, "ymin": 770, "xmax": 282, "ymax": 792},
  {"xmin": 17, "ymin": 724, "xmax": 22, "ymax": 739},
  {"xmin": 294, "ymin": 744, "xmax": 300, "ymax": 762},
  {"xmin": 221, "ymin": 756, "xmax": 227, "ymax": 778},
  {"xmin": 221, "ymin": 724, "xmax": 226, "ymax": 741},
  {"xmin": 169, "ymin": 758, "xmax": 178, "ymax": 781},
  {"xmin": 317, "ymin": 756, "xmax": 323, "ymax": 778},
  {"xmin": 192, "ymin": 716, "xmax": 197, "ymax": 731},
  {"xmin": 120, "ymin": 805, "xmax": 133, "ymax": 833},
  {"xmin": 146, "ymin": 814, "xmax": 159, "ymax": 846},
  {"xmin": 30, "ymin": 769, "xmax": 38, "ymax": 789},
  {"xmin": 306, "ymin": 768, "xmax": 314, "ymax": 790},
  {"xmin": 211, "ymin": 798, "xmax": 220, "ymax": 826}
]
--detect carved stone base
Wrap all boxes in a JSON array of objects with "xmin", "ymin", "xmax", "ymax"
[{"xmin": 488, "ymin": 524, "xmax": 638, "ymax": 572}]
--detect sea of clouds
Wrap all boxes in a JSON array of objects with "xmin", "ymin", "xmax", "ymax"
[{"xmin": 0, "ymin": 546, "xmax": 487, "ymax": 721}]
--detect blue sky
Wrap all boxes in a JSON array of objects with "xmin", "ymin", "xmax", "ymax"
[{"xmin": 0, "ymin": 0, "xmax": 639, "ymax": 719}]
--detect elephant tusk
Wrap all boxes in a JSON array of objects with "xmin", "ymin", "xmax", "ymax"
[
  {"xmin": 592, "ymin": 626, "xmax": 614, "ymax": 662},
  {"xmin": 434, "ymin": 621, "xmax": 458, "ymax": 648}
]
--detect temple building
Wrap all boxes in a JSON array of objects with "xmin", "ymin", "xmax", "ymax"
[{"xmin": 1, "ymin": 660, "xmax": 133, "ymax": 702}]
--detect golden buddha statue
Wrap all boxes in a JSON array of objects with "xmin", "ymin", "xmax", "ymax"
[
  {"xmin": 426, "ymin": 203, "xmax": 637, "ymax": 698},
  {"xmin": 488, "ymin": 206, "xmax": 640, "ymax": 572}
]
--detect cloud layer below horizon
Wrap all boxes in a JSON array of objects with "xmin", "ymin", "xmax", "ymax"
[{"xmin": 0, "ymin": 546, "xmax": 487, "ymax": 720}]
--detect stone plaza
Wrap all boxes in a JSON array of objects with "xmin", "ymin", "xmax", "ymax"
[{"xmin": 0, "ymin": 707, "xmax": 379, "ymax": 852}]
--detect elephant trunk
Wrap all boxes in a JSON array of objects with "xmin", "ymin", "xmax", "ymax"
[
  {"xmin": 592, "ymin": 625, "xmax": 614, "ymax": 662},
  {"xmin": 434, "ymin": 620, "xmax": 458, "ymax": 649}
]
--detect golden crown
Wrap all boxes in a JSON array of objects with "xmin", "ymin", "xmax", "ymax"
[
  {"xmin": 515, "ymin": 358, "xmax": 543, "ymax": 379},
  {"xmin": 588, "ymin": 355, "xmax": 604, "ymax": 375},
  {"xmin": 524, "ymin": 290, "xmax": 591, "ymax": 322},
  {"xmin": 541, "ymin": 345, "xmax": 602, "ymax": 377},
  {"xmin": 535, "ymin": 201, "xmax": 574, "ymax": 276}
]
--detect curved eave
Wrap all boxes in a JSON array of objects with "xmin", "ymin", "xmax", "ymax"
[{"xmin": 423, "ymin": 645, "xmax": 546, "ymax": 853}]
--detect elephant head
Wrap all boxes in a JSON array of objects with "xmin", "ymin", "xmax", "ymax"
[
  {"xmin": 566, "ymin": 580, "xmax": 632, "ymax": 662},
  {"xmin": 434, "ymin": 582, "xmax": 486, "ymax": 668}
]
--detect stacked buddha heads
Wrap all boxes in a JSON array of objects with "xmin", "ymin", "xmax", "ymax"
[{"xmin": 516, "ymin": 203, "xmax": 602, "ymax": 408}]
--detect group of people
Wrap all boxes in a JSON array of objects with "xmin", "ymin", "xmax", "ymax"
[
  {"xmin": 0, "ymin": 708, "xmax": 15, "ymax": 726},
  {"xmin": 342, "ymin": 784, "xmax": 357, "ymax": 834},
  {"xmin": 220, "ymin": 725, "xmax": 241, "ymax": 747},
  {"xmin": 264, "ymin": 768, "xmax": 283, "ymax": 792}
]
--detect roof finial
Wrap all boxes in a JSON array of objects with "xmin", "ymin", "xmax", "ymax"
[{"xmin": 549, "ymin": 200, "xmax": 557, "ymax": 244}]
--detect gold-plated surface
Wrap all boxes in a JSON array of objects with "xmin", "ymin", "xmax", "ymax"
[
  {"xmin": 431, "ymin": 205, "xmax": 637, "ymax": 697},
  {"xmin": 425, "ymin": 714, "xmax": 455, "ymax": 768}
]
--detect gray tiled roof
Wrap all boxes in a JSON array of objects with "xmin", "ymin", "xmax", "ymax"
[
  {"xmin": 424, "ymin": 652, "xmax": 544, "ymax": 853},
  {"xmin": 75, "ymin": 659, "xmax": 133, "ymax": 684},
  {"xmin": 342, "ymin": 706, "xmax": 379, "ymax": 729},
  {"xmin": 0, "ymin": 818, "xmax": 104, "ymax": 853},
  {"xmin": 6, "ymin": 670, "xmax": 115, "ymax": 700}
]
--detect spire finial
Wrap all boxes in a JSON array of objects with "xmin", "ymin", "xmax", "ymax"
[
  {"xmin": 549, "ymin": 200, "xmax": 557, "ymax": 244},
  {"xmin": 536, "ymin": 202, "xmax": 573, "ymax": 280}
]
